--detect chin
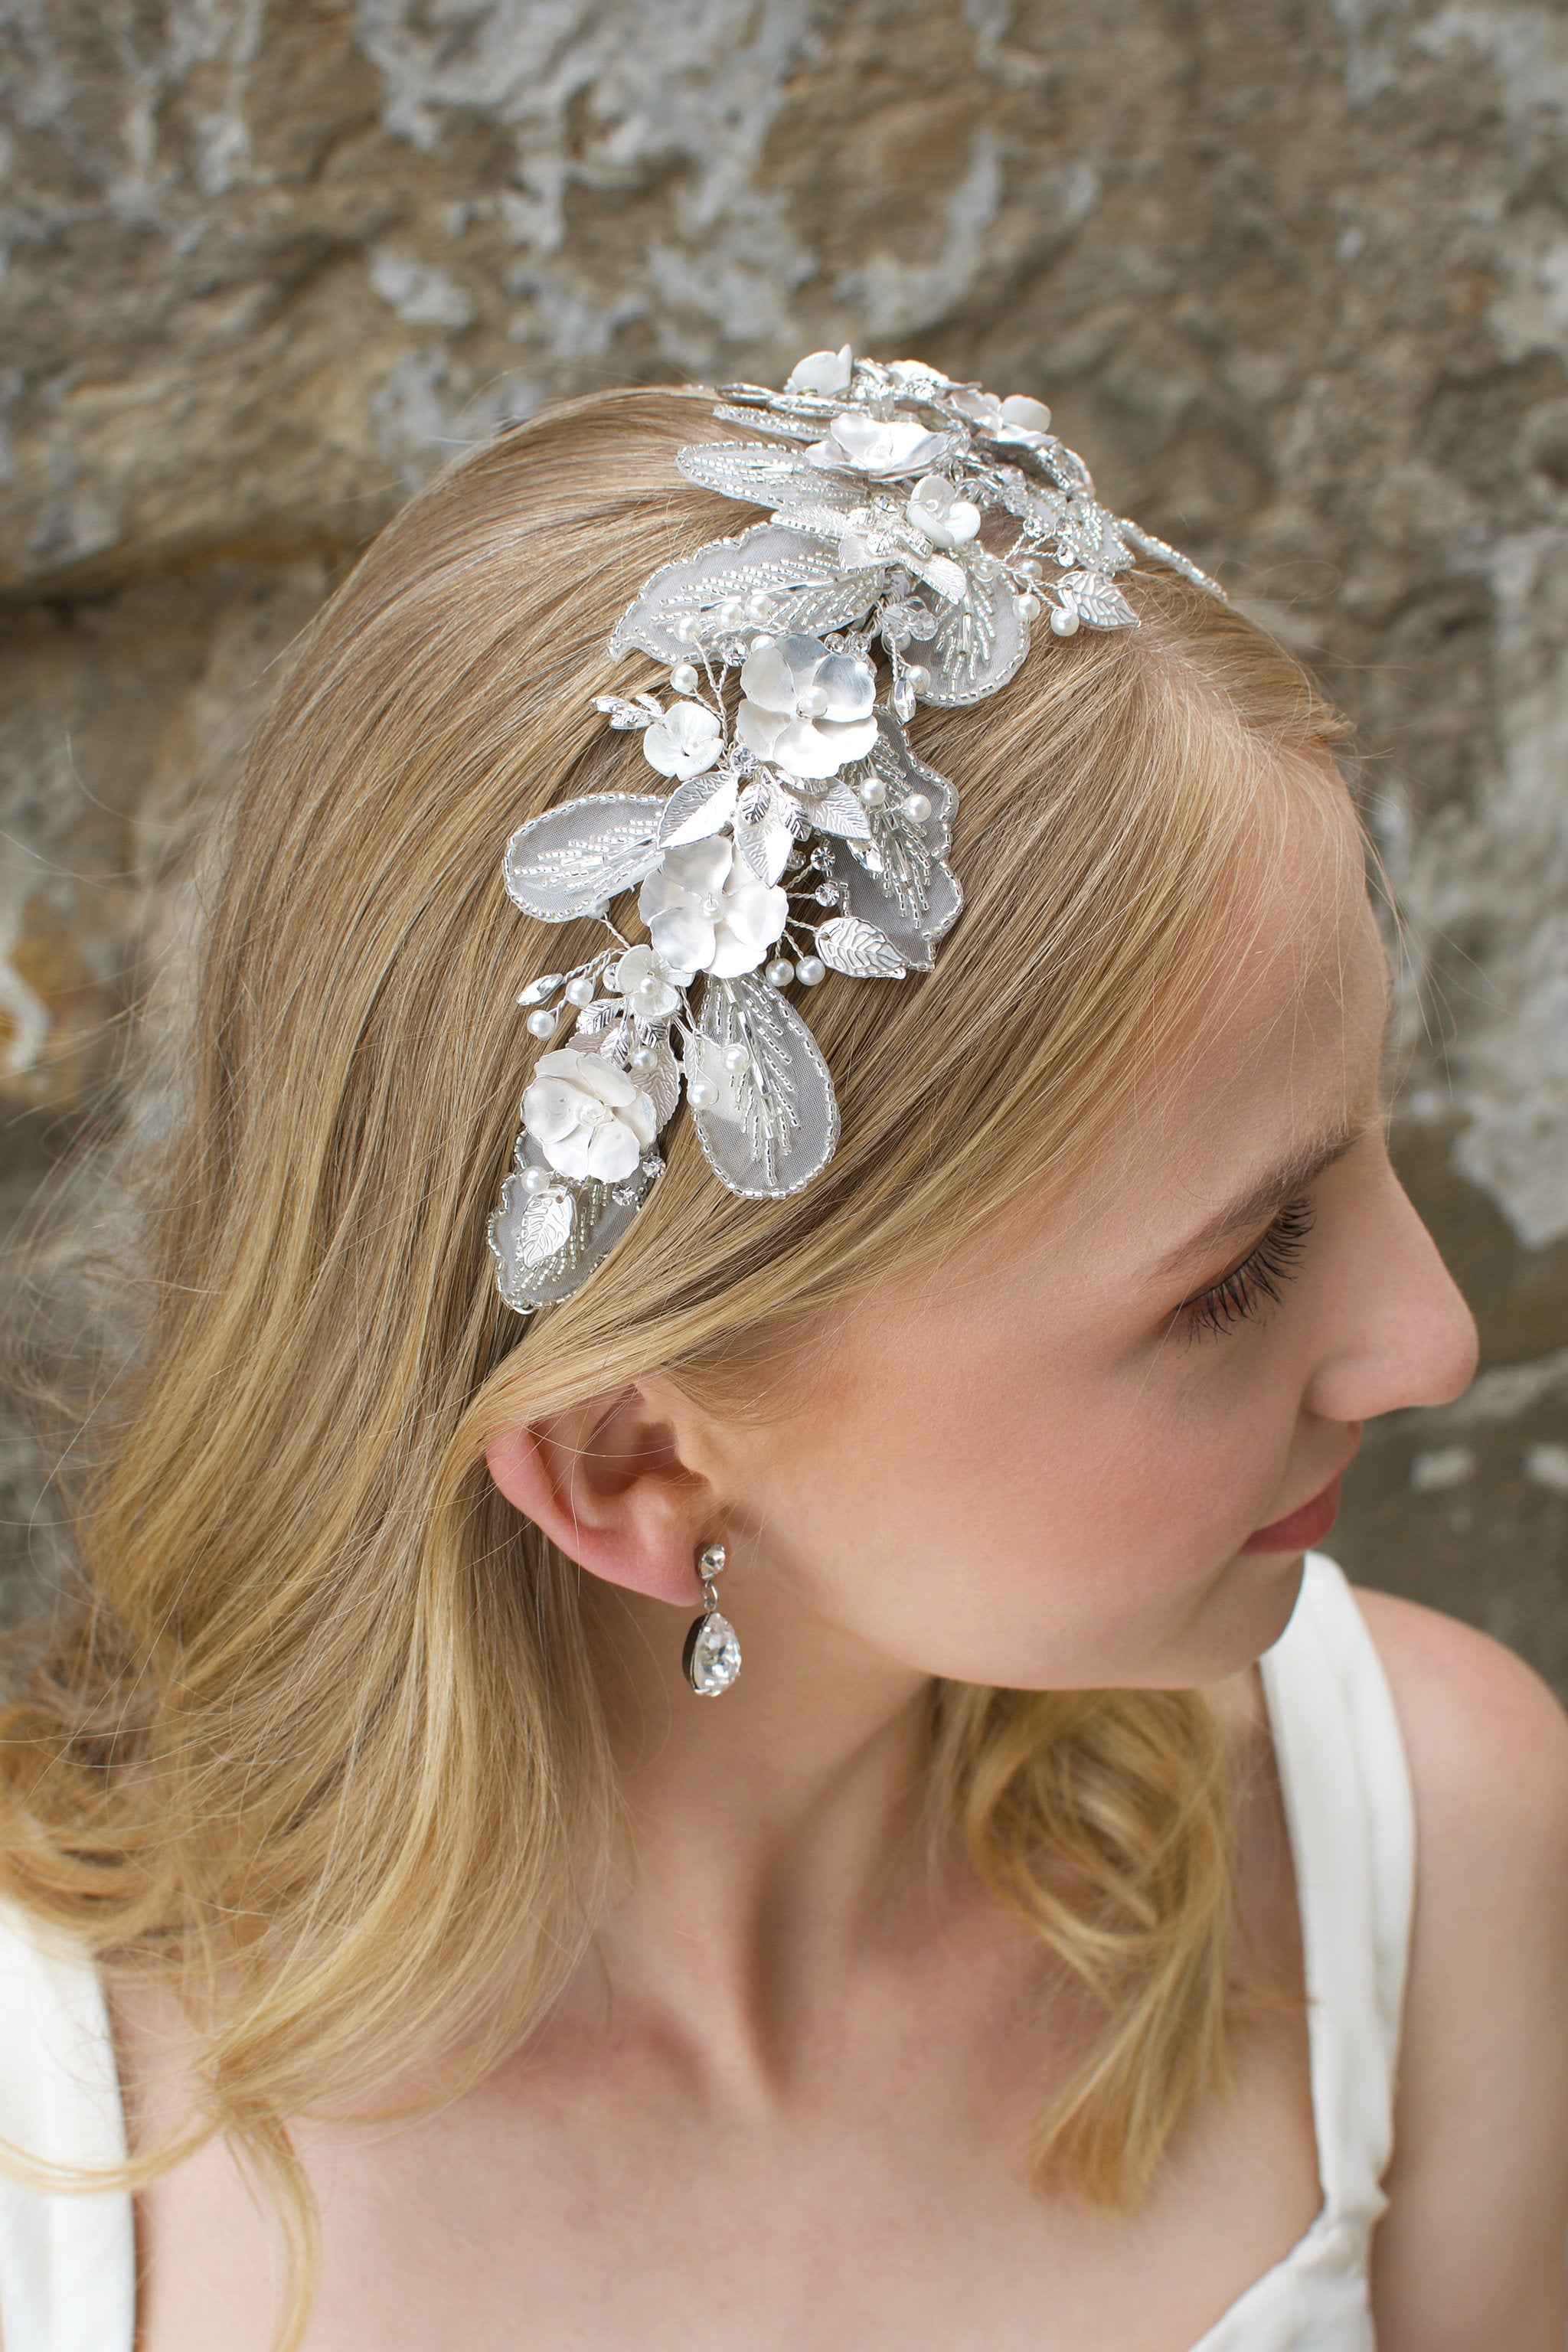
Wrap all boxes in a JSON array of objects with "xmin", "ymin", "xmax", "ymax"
[{"xmin": 1201, "ymin": 1547, "xmax": 1308, "ymax": 1676}]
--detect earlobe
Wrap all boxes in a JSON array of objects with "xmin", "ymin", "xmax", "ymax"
[{"xmin": 483, "ymin": 1393, "xmax": 712, "ymax": 1608}]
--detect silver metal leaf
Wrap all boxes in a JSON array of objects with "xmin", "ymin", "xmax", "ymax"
[
  {"xmin": 1120, "ymin": 521, "xmax": 1227, "ymax": 601},
  {"xmin": 801, "ymin": 782, "xmax": 873, "ymax": 841},
  {"xmin": 734, "ymin": 813, "xmax": 793, "ymax": 884},
  {"xmin": 516, "ymin": 972, "xmax": 564, "ymax": 1007},
  {"xmin": 1063, "ymin": 571, "xmax": 1138, "ymax": 631},
  {"xmin": 691, "ymin": 975, "xmax": 839, "ymax": 1198},
  {"xmin": 592, "ymin": 694, "xmax": 657, "ymax": 731},
  {"xmin": 642, "ymin": 1037, "xmax": 681, "ymax": 1129},
  {"xmin": 921, "ymin": 566, "xmax": 1028, "ymax": 705},
  {"xmin": 517, "ymin": 1183, "xmax": 576, "ymax": 1269},
  {"xmin": 814, "ymin": 916, "xmax": 906, "ymax": 978},
  {"xmin": 505, "ymin": 795, "xmax": 666, "ymax": 923},
  {"xmin": 609, "ymin": 524, "xmax": 869, "ymax": 664},
  {"xmin": 572, "ymin": 998, "xmax": 623, "ymax": 1038},
  {"xmin": 658, "ymin": 768, "xmax": 739, "ymax": 848},
  {"xmin": 906, "ymin": 550, "xmax": 968, "ymax": 606}
]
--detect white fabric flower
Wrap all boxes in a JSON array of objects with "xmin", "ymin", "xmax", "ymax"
[
  {"xmin": 642, "ymin": 699, "xmax": 723, "ymax": 780},
  {"xmin": 906, "ymin": 474, "xmax": 982, "ymax": 550},
  {"xmin": 786, "ymin": 345, "xmax": 854, "ymax": 395},
  {"xmin": 609, "ymin": 943, "xmax": 684, "ymax": 1019},
  {"xmin": 522, "ymin": 1050, "xmax": 658, "ymax": 1183},
  {"xmin": 736, "ymin": 632, "xmax": 878, "ymax": 780},
  {"xmin": 806, "ymin": 411, "xmax": 953, "ymax": 479},
  {"xmin": 638, "ymin": 837, "xmax": 789, "ymax": 978},
  {"xmin": 950, "ymin": 388, "xmax": 1054, "ymax": 446}
]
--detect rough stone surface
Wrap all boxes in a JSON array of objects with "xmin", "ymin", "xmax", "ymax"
[{"xmin": 2, "ymin": 0, "xmax": 1566, "ymax": 1681}]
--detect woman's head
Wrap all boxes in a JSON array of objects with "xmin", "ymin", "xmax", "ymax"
[
  {"xmin": 0, "ymin": 380, "xmax": 1476, "ymax": 2309},
  {"xmin": 488, "ymin": 547, "xmax": 1476, "ymax": 1709}
]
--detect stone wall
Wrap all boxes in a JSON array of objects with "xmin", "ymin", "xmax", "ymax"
[{"xmin": 4, "ymin": 0, "xmax": 1567, "ymax": 1677}]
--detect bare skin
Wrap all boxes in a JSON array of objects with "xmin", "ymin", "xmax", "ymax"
[{"xmin": 113, "ymin": 779, "xmax": 1568, "ymax": 2352}]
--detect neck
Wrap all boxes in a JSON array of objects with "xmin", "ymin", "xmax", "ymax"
[{"xmin": 569, "ymin": 1570, "xmax": 939, "ymax": 2088}]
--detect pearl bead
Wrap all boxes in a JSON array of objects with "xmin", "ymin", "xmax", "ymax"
[
  {"xmin": 858, "ymin": 776, "xmax": 887, "ymax": 808},
  {"xmin": 1050, "ymin": 607, "xmax": 1081, "ymax": 637},
  {"xmin": 797, "ymin": 684, "xmax": 828, "ymax": 718},
  {"xmin": 521, "ymin": 1165, "xmax": 551, "ymax": 1194},
  {"xmin": 1016, "ymin": 591, "xmax": 1042, "ymax": 620},
  {"xmin": 525, "ymin": 1008, "xmax": 557, "ymax": 1039},
  {"xmin": 749, "ymin": 632, "xmax": 776, "ymax": 655},
  {"xmin": 721, "ymin": 1043, "xmax": 750, "ymax": 1072},
  {"xmin": 904, "ymin": 663, "xmax": 929, "ymax": 691},
  {"xmin": 687, "ymin": 1074, "xmax": 718, "ymax": 1108},
  {"xmin": 744, "ymin": 593, "xmax": 773, "ymax": 622},
  {"xmin": 564, "ymin": 974, "xmax": 595, "ymax": 1008},
  {"xmin": 764, "ymin": 958, "xmax": 795, "ymax": 988},
  {"xmin": 795, "ymin": 955, "xmax": 825, "ymax": 986},
  {"xmin": 671, "ymin": 661, "xmax": 700, "ymax": 694},
  {"xmin": 717, "ymin": 599, "xmax": 745, "ymax": 629},
  {"xmin": 635, "ymin": 976, "xmax": 665, "ymax": 1007},
  {"xmin": 628, "ymin": 1044, "xmax": 658, "ymax": 1073},
  {"xmin": 903, "ymin": 791, "xmax": 932, "ymax": 825},
  {"xmin": 1017, "ymin": 556, "xmax": 1045, "ymax": 580}
]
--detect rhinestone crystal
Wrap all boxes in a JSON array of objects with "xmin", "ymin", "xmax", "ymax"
[{"xmin": 684, "ymin": 1609, "xmax": 743, "ymax": 1697}]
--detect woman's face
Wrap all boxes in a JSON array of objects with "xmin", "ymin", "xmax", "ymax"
[{"xmin": 699, "ymin": 778, "xmax": 1480, "ymax": 1692}]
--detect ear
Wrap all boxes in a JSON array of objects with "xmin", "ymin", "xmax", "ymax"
[{"xmin": 485, "ymin": 1384, "xmax": 715, "ymax": 1607}]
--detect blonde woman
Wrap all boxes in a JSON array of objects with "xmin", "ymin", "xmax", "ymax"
[{"xmin": 0, "ymin": 361, "xmax": 1564, "ymax": 2352}]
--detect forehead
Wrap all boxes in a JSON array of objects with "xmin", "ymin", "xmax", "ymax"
[{"xmin": 1094, "ymin": 767, "xmax": 1387, "ymax": 1244}]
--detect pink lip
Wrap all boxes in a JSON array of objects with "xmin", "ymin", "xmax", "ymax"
[{"xmin": 1240, "ymin": 1471, "xmax": 1345, "ymax": 1555}]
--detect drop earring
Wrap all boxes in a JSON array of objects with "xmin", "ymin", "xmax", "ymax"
[{"xmin": 683, "ymin": 1542, "xmax": 742, "ymax": 1697}]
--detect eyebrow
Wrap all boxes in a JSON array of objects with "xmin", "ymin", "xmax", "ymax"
[{"xmin": 1148, "ymin": 1121, "xmax": 1367, "ymax": 1280}]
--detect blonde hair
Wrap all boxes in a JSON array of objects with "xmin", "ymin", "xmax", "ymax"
[{"xmin": 0, "ymin": 387, "xmax": 1351, "ymax": 2345}]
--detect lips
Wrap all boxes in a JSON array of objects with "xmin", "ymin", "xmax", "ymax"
[{"xmin": 1240, "ymin": 1471, "xmax": 1345, "ymax": 1556}]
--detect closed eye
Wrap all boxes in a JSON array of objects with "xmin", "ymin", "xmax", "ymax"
[{"xmin": 1177, "ymin": 1196, "xmax": 1317, "ymax": 1340}]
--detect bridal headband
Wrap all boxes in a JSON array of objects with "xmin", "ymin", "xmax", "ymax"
[{"xmin": 488, "ymin": 346, "xmax": 1224, "ymax": 1317}]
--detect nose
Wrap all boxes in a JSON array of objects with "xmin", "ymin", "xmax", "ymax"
[{"xmin": 1302, "ymin": 1163, "xmax": 1479, "ymax": 1426}]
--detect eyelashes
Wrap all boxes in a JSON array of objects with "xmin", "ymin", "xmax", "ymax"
[{"xmin": 1178, "ymin": 1196, "xmax": 1318, "ymax": 1341}]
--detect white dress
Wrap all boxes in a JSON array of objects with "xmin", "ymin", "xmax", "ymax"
[{"xmin": 0, "ymin": 1553, "xmax": 1413, "ymax": 2350}]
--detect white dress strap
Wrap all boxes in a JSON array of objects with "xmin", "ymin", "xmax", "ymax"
[
  {"xmin": 0, "ymin": 1896, "xmax": 136, "ymax": 2352},
  {"xmin": 1258, "ymin": 1551, "xmax": 1416, "ymax": 2224}
]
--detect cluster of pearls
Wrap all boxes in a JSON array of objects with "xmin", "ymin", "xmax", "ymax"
[
  {"xmin": 671, "ymin": 590, "xmax": 777, "ymax": 648},
  {"xmin": 523, "ymin": 966, "xmax": 603, "ymax": 1038}
]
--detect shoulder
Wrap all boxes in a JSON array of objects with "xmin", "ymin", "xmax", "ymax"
[
  {"xmin": 1350, "ymin": 1582, "xmax": 1568, "ymax": 1881},
  {"xmin": 1350, "ymin": 1584, "xmax": 1568, "ymax": 2348}
]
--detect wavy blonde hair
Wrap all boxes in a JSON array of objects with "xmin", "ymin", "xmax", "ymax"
[{"xmin": 0, "ymin": 387, "xmax": 1351, "ymax": 2347}]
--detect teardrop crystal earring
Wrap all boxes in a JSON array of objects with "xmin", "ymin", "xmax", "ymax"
[{"xmin": 683, "ymin": 1542, "xmax": 742, "ymax": 1697}]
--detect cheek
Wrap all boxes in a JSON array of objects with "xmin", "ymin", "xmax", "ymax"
[{"xmin": 760, "ymin": 1300, "xmax": 1300, "ymax": 1687}]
